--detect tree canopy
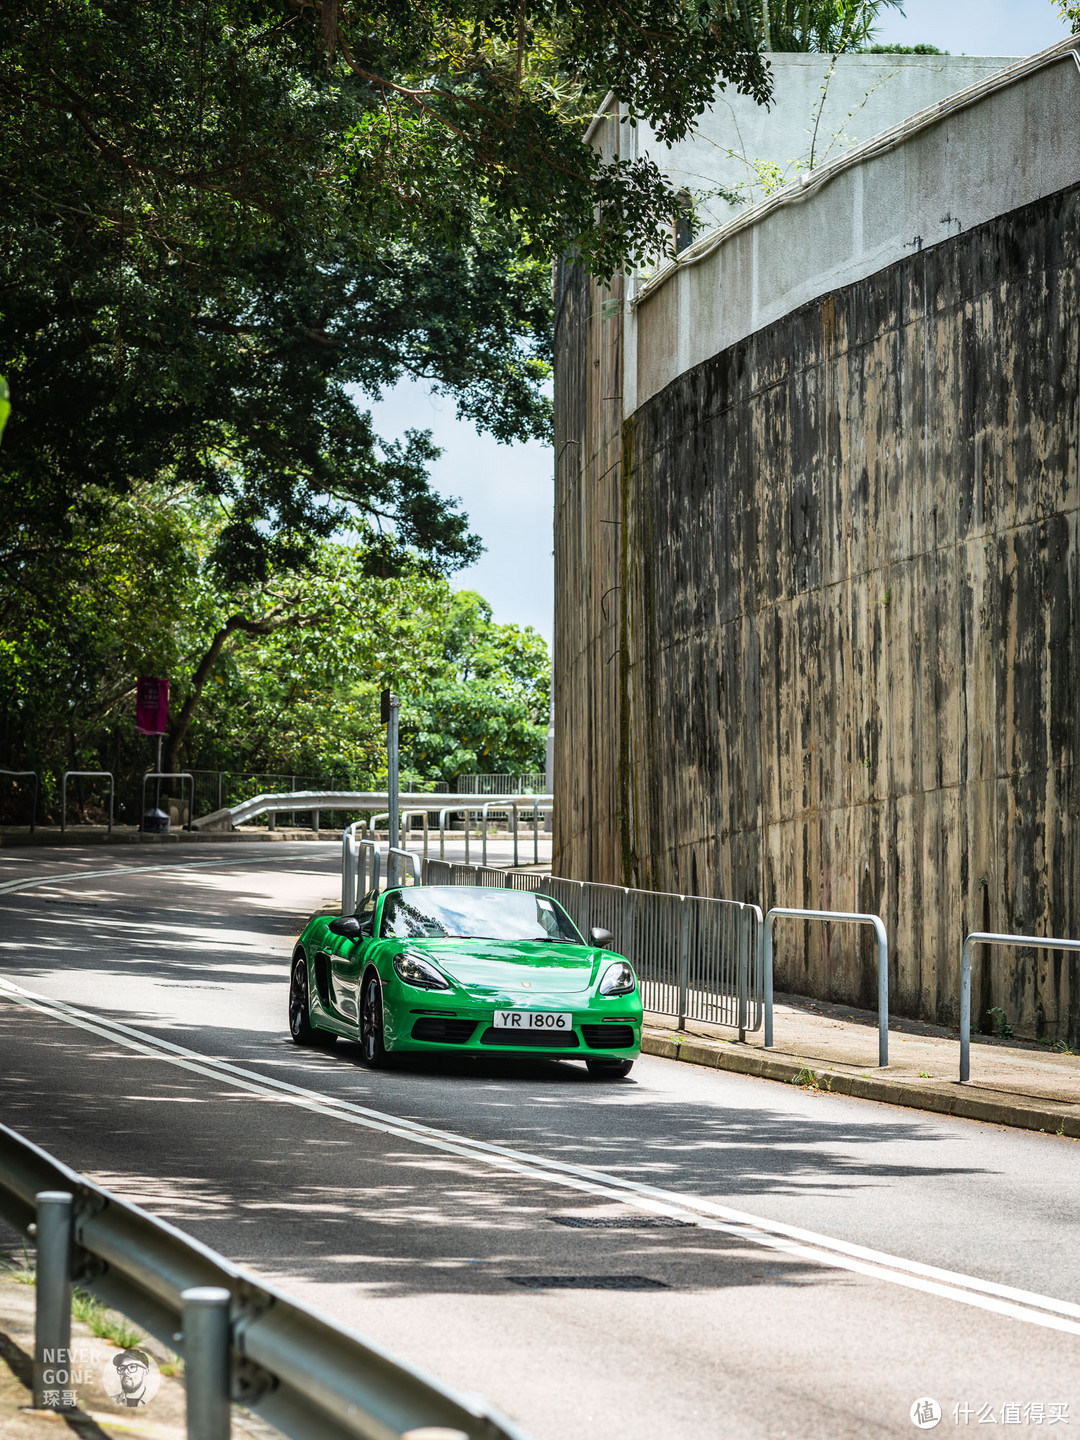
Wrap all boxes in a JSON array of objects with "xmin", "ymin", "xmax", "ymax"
[{"xmin": 1, "ymin": 0, "xmax": 771, "ymax": 584}]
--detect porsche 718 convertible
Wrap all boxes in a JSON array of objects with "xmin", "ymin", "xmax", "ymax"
[{"xmin": 289, "ymin": 885, "xmax": 641, "ymax": 1078}]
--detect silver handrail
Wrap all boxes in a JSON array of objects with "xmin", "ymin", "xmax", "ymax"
[
  {"xmin": 960, "ymin": 931, "xmax": 1080, "ymax": 1080},
  {"xmin": 213, "ymin": 790, "xmax": 552, "ymax": 830},
  {"xmin": 60, "ymin": 770, "xmax": 114, "ymax": 834},
  {"xmin": 141, "ymin": 771, "xmax": 195, "ymax": 831},
  {"xmin": 0, "ymin": 1121, "xmax": 531, "ymax": 1440},
  {"xmin": 764, "ymin": 907, "xmax": 889, "ymax": 1066},
  {"xmin": 387, "ymin": 847, "xmax": 422, "ymax": 886},
  {"xmin": 0, "ymin": 768, "xmax": 38, "ymax": 832}
]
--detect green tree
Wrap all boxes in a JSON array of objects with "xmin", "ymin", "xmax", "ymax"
[
  {"xmin": 761, "ymin": 0, "xmax": 905, "ymax": 51},
  {"xmin": 1, "ymin": 0, "xmax": 771, "ymax": 585}
]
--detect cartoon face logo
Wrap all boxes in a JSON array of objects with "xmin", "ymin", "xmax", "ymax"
[{"xmin": 101, "ymin": 1349, "xmax": 161, "ymax": 1409}]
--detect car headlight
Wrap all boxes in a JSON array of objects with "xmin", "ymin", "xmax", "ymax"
[
  {"xmin": 599, "ymin": 961, "xmax": 636, "ymax": 996},
  {"xmin": 393, "ymin": 952, "xmax": 451, "ymax": 990}
]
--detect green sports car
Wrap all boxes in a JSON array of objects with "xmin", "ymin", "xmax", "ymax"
[{"xmin": 289, "ymin": 885, "xmax": 641, "ymax": 1078}]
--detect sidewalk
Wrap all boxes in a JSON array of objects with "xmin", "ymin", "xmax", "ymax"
[
  {"xmin": 0, "ymin": 1266, "xmax": 271, "ymax": 1440},
  {"xmin": 643, "ymin": 993, "xmax": 1080, "ymax": 1137}
]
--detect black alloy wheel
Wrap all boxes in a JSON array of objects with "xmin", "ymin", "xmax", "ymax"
[
  {"xmin": 585, "ymin": 1058, "xmax": 634, "ymax": 1080},
  {"xmin": 359, "ymin": 971, "xmax": 386, "ymax": 1067},
  {"xmin": 289, "ymin": 955, "xmax": 336, "ymax": 1048}
]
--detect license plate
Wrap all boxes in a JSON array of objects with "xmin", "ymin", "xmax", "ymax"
[{"xmin": 494, "ymin": 1010, "xmax": 572, "ymax": 1031}]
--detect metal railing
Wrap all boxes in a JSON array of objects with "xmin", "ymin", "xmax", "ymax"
[
  {"xmin": 456, "ymin": 773, "xmax": 546, "ymax": 795},
  {"xmin": 341, "ymin": 827, "xmax": 381, "ymax": 914},
  {"xmin": 764, "ymin": 908, "xmax": 889, "ymax": 1066},
  {"xmin": 387, "ymin": 847, "xmax": 422, "ymax": 886},
  {"xmin": 419, "ymin": 859, "xmax": 764, "ymax": 1036},
  {"xmin": 0, "ymin": 768, "xmax": 38, "ymax": 831},
  {"xmin": 960, "ymin": 931, "xmax": 1080, "ymax": 1081},
  {"xmin": 140, "ymin": 771, "xmax": 195, "ymax": 831},
  {"xmin": 0, "ymin": 1121, "xmax": 530, "ymax": 1440},
  {"xmin": 60, "ymin": 770, "xmax": 114, "ymax": 834}
]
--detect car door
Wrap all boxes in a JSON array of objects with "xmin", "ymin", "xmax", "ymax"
[{"xmin": 327, "ymin": 888, "xmax": 378, "ymax": 1023}]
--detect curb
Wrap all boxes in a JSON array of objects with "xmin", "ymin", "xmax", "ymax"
[
  {"xmin": 641, "ymin": 1028, "xmax": 1080, "ymax": 1138},
  {"xmin": 0, "ymin": 829, "xmax": 332, "ymax": 847}
]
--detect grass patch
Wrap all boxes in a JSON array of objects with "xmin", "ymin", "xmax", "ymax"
[
  {"xmin": 72, "ymin": 1290, "xmax": 143, "ymax": 1349},
  {"xmin": 792, "ymin": 1065, "xmax": 830, "ymax": 1091}
]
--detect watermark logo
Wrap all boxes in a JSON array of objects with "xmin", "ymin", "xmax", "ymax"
[
  {"xmin": 911, "ymin": 1398, "xmax": 943, "ymax": 1429},
  {"xmin": 101, "ymin": 1348, "xmax": 161, "ymax": 1409}
]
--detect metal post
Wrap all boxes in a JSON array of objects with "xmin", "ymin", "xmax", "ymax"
[
  {"xmin": 482, "ymin": 803, "xmax": 489, "ymax": 867},
  {"xmin": 737, "ymin": 905, "xmax": 748, "ymax": 1044},
  {"xmin": 61, "ymin": 773, "xmax": 67, "ymax": 833},
  {"xmin": 677, "ymin": 899, "xmax": 690, "ymax": 1030},
  {"xmin": 876, "ymin": 921, "xmax": 889, "ymax": 1068},
  {"xmin": 217, "ymin": 772, "xmax": 223, "ymax": 812},
  {"xmin": 33, "ymin": 1191, "xmax": 73, "ymax": 1409},
  {"xmin": 763, "ymin": 916, "xmax": 774, "ymax": 1048},
  {"xmin": 464, "ymin": 810, "xmax": 470, "ymax": 865},
  {"xmin": 181, "ymin": 1286, "xmax": 231, "ymax": 1440},
  {"xmin": 960, "ymin": 934, "xmax": 974, "ymax": 1082},
  {"xmin": 512, "ymin": 804, "xmax": 519, "ymax": 868},
  {"xmin": 533, "ymin": 800, "xmax": 539, "ymax": 865},
  {"xmin": 387, "ymin": 692, "xmax": 400, "ymax": 856}
]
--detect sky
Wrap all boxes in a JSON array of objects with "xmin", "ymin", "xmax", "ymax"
[{"xmin": 368, "ymin": 2, "xmax": 1071, "ymax": 647}]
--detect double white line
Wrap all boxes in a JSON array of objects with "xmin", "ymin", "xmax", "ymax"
[{"xmin": 2, "ymin": 972, "xmax": 1079, "ymax": 1337}]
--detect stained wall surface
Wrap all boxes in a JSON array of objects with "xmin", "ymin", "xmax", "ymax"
[{"xmin": 554, "ymin": 47, "xmax": 1080, "ymax": 1040}]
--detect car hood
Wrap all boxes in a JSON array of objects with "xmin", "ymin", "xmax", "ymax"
[{"xmin": 414, "ymin": 939, "xmax": 603, "ymax": 995}]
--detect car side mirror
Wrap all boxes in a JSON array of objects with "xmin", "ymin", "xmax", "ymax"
[
  {"xmin": 328, "ymin": 916, "xmax": 363, "ymax": 940},
  {"xmin": 589, "ymin": 926, "xmax": 613, "ymax": 949}
]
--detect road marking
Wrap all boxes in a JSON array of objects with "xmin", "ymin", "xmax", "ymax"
[
  {"xmin": 2, "ymin": 974, "xmax": 1079, "ymax": 1337},
  {"xmin": 0, "ymin": 852, "xmax": 332, "ymax": 896}
]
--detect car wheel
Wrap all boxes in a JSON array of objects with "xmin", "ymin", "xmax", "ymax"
[
  {"xmin": 289, "ymin": 955, "xmax": 336, "ymax": 1048},
  {"xmin": 586, "ymin": 1058, "xmax": 634, "ymax": 1080},
  {"xmin": 359, "ymin": 970, "xmax": 386, "ymax": 1068}
]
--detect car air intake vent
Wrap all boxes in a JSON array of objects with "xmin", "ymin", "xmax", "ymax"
[
  {"xmin": 480, "ymin": 1027, "xmax": 578, "ymax": 1048},
  {"xmin": 581, "ymin": 1024, "xmax": 635, "ymax": 1049},
  {"xmin": 411, "ymin": 1018, "xmax": 477, "ymax": 1044}
]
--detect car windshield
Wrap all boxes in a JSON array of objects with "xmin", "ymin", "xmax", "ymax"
[{"xmin": 380, "ymin": 887, "xmax": 582, "ymax": 943}]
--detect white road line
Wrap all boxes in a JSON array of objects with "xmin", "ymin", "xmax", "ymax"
[
  {"xmin": 0, "ymin": 852, "xmax": 329, "ymax": 896},
  {"xmin": 2, "ymin": 974, "xmax": 1079, "ymax": 1337}
]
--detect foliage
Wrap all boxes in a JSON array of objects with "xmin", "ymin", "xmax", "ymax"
[
  {"xmin": 0, "ymin": 0, "xmax": 773, "ymax": 584},
  {"xmin": 861, "ymin": 42, "xmax": 945, "ymax": 52},
  {"xmin": 762, "ymin": 0, "xmax": 904, "ymax": 51},
  {"xmin": 0, "ymin": 487, "xmax": 548, "ymax": 814},
  {"xmin": 1058, "ymin": 1, "xmax": 1080, "ymax": 33}
]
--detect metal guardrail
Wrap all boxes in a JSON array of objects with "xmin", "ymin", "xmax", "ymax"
[
  {"xmin": 141, "ymin": 771, "xmax": 195, "ymax": 831},
  {"xmin": 0, "ymin": 768, "xmax": 38, "ymax": 831},
  {"xmin": 960, "ymin": 931, "xmax": 1080, "ymax": 1081},
  {"xmin": 764, "ymin": 908, "xmax": 889, "ymax": 1066},
  {"xmin": 341, "ymin": 828, "xmax": 382, "ymax": 914},
  {"xmin": 0, "ymin": 1121, "xmax": 532, "ymax": 1440},
  {"xmin": 213, "ymin": 791, "xmax": 553, "ymax": 831},
  {"xmin": 60, "ymin": 770, "xmax": 114, "ymax": 834},
  {"xmin": 420, "ymin": 859, "xmax": 764, "ymax": 1037}
]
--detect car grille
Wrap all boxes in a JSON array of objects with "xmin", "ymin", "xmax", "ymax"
[
  {"xmin": 480, "ymin": 1027, "xmax": 579, "ymax": 1048},
  {"xmin": 411, "ymin": 1018, "xmax": 477, "ymax": 1044},
  {"xmin": 581, "ymin": 1024, "xmax": 636, "ymax": 1050}
]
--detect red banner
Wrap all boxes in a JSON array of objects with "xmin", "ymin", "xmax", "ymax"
[{"xmin": 135, "ymin": 677, "xmax": 169, "ymax": 736}]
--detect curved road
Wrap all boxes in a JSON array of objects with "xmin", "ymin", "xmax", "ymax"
[{"xmin": 1, "ymin": 846, "xmax": 1078, "ymax": 1439}]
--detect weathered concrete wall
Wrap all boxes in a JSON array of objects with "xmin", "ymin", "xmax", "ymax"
[
  {"xmin": 554, "ymin": 44, "xmax": 1080, "ymax": 1041},
  {"xmin": 619, "ymin": 181, "xmax": 1079, "ymax": 1040}
]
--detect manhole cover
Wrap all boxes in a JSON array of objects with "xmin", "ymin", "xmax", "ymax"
[
  {"xmin": 549, "ymin": 1215, "xmax": 690, "ymax": 1229},
  {"xmin": 508, "ymin": 1274, "xmax": 669, "ymax": 1290}
]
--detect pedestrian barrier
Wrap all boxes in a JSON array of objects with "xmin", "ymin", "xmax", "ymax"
[
  {"xmin": 763, "ymin": 908, "xmax": 889, "ymax": 1066},
  {"xmin": 140, "ymin": 771, "xmax": 195, "ymax": 830},
  {"xmin": 0, "ymin": 768, "xmax": 38, "ymax": 831},
  {"xmin": 387, "ymin": 847, "xmax": 421, "ymax": 886},
  {"xmin": 341, "ymin": 827, "xmax": 381, "ymax": 914},
  {"xmin": 0, "ymin": 1121, "xmax": 531, "ymax": 1440},
  {"xmin": 960, "ymin": 931, "xmax": 1080, "ymax": 1081},
  {"xmin": 60, "ymin": 770, "xmax": 114, "ymax": 834},
  {"xmin": 419, "ymin": 858, "xmax": 764, "ymax": 1037}
]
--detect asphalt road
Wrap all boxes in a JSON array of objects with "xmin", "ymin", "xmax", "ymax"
[{"xmin": 1, "ymin": 846, "xmax": 1078, "ymax": 1440}]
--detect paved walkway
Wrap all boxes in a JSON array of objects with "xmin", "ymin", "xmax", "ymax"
[{"xmin": 644, "ymin": 991, "xmax": 1080, "ymax": 1136}]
